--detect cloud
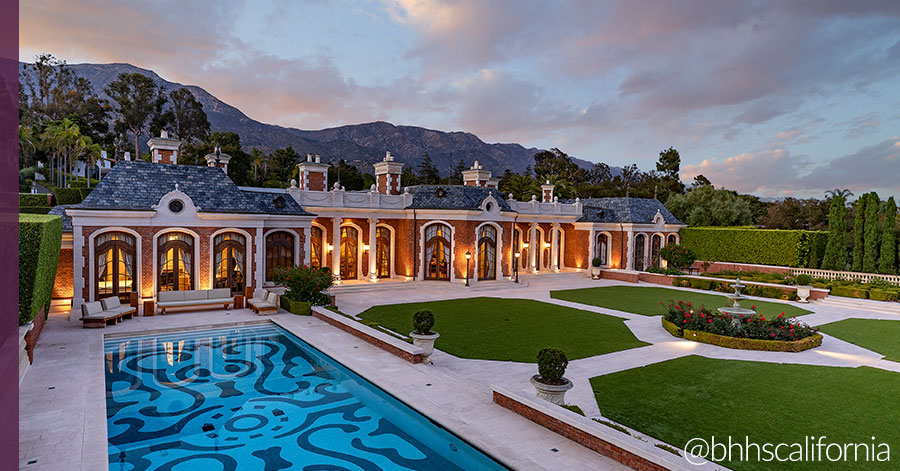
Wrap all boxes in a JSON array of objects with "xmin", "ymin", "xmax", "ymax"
[
  {"xmin": 840, "ymin": 112, "xmax": 881, "ymax": 139},
  {"xmin": 682, "ymin": 137, "xmax": 900, "ymax": 197}
]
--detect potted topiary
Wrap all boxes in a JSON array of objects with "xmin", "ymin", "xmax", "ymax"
[
  {"xmin": 795, "ymin": 274, "xmax": 813, "ymax": 303},
  {"xmin": 409, "ymin": 310, "xmax": 440, "ymax": 364},
  {"xmin": 590, "ymin": 257, "xmax": 603, "ymax": 279},
  {"xmin": 530, "ymin": 347, "xmax": 573, "ymax": 405}
]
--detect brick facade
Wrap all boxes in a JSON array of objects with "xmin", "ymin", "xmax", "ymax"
[{"xmin": 52, "ymin": 247, "xmax": 73, "ymax": 299}]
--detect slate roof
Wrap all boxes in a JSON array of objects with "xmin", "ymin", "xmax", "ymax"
[
  {"xmin": 405, "ymin": 185, "xmax": 513, "ymax": 211},
  {"xmin": 240, "ymin": 188, "xmax": 313, "ymax": 216},
  {"xmin": 567, "ymin": 197, "xmax": 684, "ymax": 225},
  {"xmin": 73, "ymin": 160, "xmax": 311, "ymax": 216},
  {"xmin": 48, "ymin": 205, "xmax": 74, "ymax": 232}
]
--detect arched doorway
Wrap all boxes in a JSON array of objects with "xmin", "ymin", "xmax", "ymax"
[
  {"xmin": 266, "ymin": 231, "xmax": 294, "ymax": 281},
  {"xmin": 667, "ymin": 233, "xmax": 677, "ymax": 245},
  {"xmin": 159, "ymin": 232, "xmax": 194, "ymax": 292},
  {"xmin": 310, "ymin": 226, "xmax": 323, "ymax": 268},
  {"xmin": 651, "ymin": 234, "xmax": 663, "ymax": 268},
  {"xmin": 633, "ymin": 234, "xmax": 646, "ymax": 271},
  {"xmin": 540, "ymin": 228, "xmax": 550, "ymax": 270},
  {"xmin": 477, "ymin": 225, "xmax": 497, "ymax": 280},
  {"xmin": 376, "ymin": 226, "xmax": 391, "ymax": 278},
  {"xmin": 214, "ymin": 232, "xmax": 246, "ymax": 294},
  {"xmin": 340, "ymin": 226, "xmax": 358, "ymax": 279},
  {"xmin": 95, "ymin": 231, "xmax": 136, "ymax": 303},
  {"xmin": 425, "ymin": 223, "xmax": 451, "ymax": 280},
  {"xmin": 595, "ymin": 233, "xmax": 609, "ymax": 266}
]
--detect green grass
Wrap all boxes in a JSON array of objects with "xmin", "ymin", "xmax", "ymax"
[
  {"xmin": 550, "ymin": 286, "xmax": 811, "ymax": 318},
  {"xmin": 591, "ymin": 355, "xmax": 899, "ymax": 470},
  {"xmin": 357, "ymin": 297, "xmax": 649, "ymax": 362},
  {"xmin": 819, "ymin": 319, "xmax": 900, "ymax": 362}
]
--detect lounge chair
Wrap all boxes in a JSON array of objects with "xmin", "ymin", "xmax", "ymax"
[
  {"xmin": 100, "ymin": 296, "xmax": 136, "ymax": 320},
  {"xmin": 248, "ymin": 290, "xmax": 279, "ymax": 315},
  {"xmin": 81, "ymin": 301, "xmax": 120, "ymax": 328}
]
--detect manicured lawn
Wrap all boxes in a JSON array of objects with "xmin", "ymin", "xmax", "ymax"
[
  {"xmin": 357, "ymin": 297, "xmax": 649, "ymax": 362},
  {"xmin": 591, "ymin": 356, "xmax": 899, "ymax": 470},
  {"xmin": 550, "ymin": 286, "xmax": 811, "ymax": 318},
  {"xmin": 819, "ymin": 319, "xmax": 900, "ymax": 362}
]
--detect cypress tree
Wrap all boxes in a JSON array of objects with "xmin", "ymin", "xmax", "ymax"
[
  {"xmin": 863, "ymin": 192, "xmax": 880, "ymax": 273},
  {"xmin": 878, "ymin": 197, "xmax": 897, "ymax": 275},
  {"xmin": 821, "ymin": 194, "xmax": 846, "ymax": 270},
  {"xmin": 851, "ymin": 195, "xmax": 866, "ymax": 271}
]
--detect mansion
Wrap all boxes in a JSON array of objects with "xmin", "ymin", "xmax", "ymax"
[{"xmin": 54, "ymin": 132, "xmax": 685, "ymax": 312}]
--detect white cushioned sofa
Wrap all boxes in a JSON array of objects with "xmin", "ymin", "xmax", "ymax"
[{"xmin": 157, "ymin": 288, "xmax": 234, "ymax": 315}]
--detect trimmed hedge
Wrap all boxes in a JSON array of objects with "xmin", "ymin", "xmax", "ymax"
[
  {"xmin": 830, "ymin": 285, "xmax": 869, "ymax": 299},
  {"xmin": 19, "ymin": 193, "xmax": 51, "ymax": 207},
  {"xmin": 679, "ymin": 227, "xmax": 828, "ymax": 268},
  {"xmin": 19, "ymin": 206, "xmax": 52, "ymax": 214},
  {"xmin": 673, "ymin": 276, "xmax": 799, "ymax": 301},
  {"xmin": 662, "ymin": 318, "xmax": 822, "ymax": 352},
  {"xmin": 870, "ymin": 290, "xmax": 899, "ymax": 302},
  {"xmin": 280, "ymin": 296, "xmax": 311, "ymax": 315},
  {"xmin": 19, "ymin": 214, "xmax": 63, "ymax": 325},
  {"xmin": 51, "ymin": 187, "xmax": 92, "ymax": 205}
]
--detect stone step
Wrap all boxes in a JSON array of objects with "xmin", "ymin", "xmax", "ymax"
[{"xmin": 813, "ymin": 297, "xmax": 900, "ymax": 315}]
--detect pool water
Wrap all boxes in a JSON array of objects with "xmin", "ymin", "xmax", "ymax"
[{"xmin": 104, "ymin": 323, "xmax": 508, "ymax": 470}]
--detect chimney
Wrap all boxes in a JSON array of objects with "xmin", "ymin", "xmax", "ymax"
[
  {"xmin": 462, "ymin": 160, "xmax": 493, "ymax": 187},
  {"xmin": 203, "ymin": 145, "xmax": 232, "ymax": 173},
  {"xmin": 541, "ymin": 180, "xmax": 555, "ymax": 202},
  {"xmin": 124, "ymin": 151, "xmax": 131, "ymax": 161},
  {"xmin": 147, "ymin": 130, "xmax": 180, "ymax": 164},
  {"xmin": 373, "ymin": 150, "xmax": 404, "ymax": 194},
  {"xmin": 297, "ymin": 154, "xmax": 330, "ymax": 191}
]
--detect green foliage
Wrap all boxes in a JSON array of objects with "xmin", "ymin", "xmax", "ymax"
[
  {"xmin": 51, "ymin": 187, "xmax": 89, "ymax": 205},
  {"xmin": 19, "ymin": 214, "xmax": 63, "ymax": 325},
  {"xmin": 646, "ymin": 267, "xmax": 685, "ymax": 275},
  {"xmin": 328, "ymin": 159, "xmax": 375, "ymax": 191},
  {"xmin": 560, "ymin": 404, "xmax": 585, "ymax": 416},
  {"xmin": 878, "ymin": 197, "xmax": 897, "ymax": 275},
  {"xmin": 412, "ymin": 310, "xmax": 435, "ymax": 335},
  {"xmin": 274, "ymin": 265, "xmax": 335, "ymax": 305},
  {"xmin": 659, "ymin": 243, "xmax": 695, "ymax": 269},
  {"xmin": 689, "ymin": 278, "xmax": 713, "ymax": 290},
  {"xmin": 19, "ymin": 206, "xmax": 52, "ymax": 214},
  {"xmin": 869, "ymin": 289, "xmax": 899, "ymax": 302},
  {"xmin": 863, "ymin": 192, "xmax": 881, "ymax": 273},
  {"xmin": 593, "ymin": 418, "xmax": 631, "ymax": 435},
  {"xmin": 852, "ymin": 195, "xmax": 866, "ymax": 271},
  {"xmin": 280, "ymin": 297, "xmax": 312, "ymax": 315},
  {"xmin": 536, "ymin": 347, "xmax": 568, "ymax": 384},
  {"xmin": 665, "ymin": 186, "xmax": 755, "ymax": 226},
  {"xmin": 19, "ymin": 193, "xmax": 51, "ymax": 207},
  {"xmin": 417, "ymin": 153, "xmax": 442, "ymax": 184},
  {"xmin": 591, "ymin": 257, "xmax": 602, "ymax": 267},
  {"xmin": 795, "ymin": 274, "xmax": 812, "ymax": 286},
  {"xmin": 105, "ymin": 72, "xmax": 168, "ymax": 158},
  {"xmin": 679, "ymin": 227, "xmax": 827, "ymax": 268},
  {"xmin": 664, "ymin": 301, "xmax": 818, "ymax": 341},
  {"xmin": 655, "ymin": 444, "xmax": 681, "ymax": 457},
  {"xmin": 830, "ymin": 285, "xmax": 869, "ymax": 299}
]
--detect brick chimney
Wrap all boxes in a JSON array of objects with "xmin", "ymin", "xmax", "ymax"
[
  {"xmin": 541, "ymin": 180, "xmax": 555, "ymax": 202},
  {"xmin": 204, "ymin": 145, "xmax": 232, "ymax": 173},
  {"xmin": 462, "ymin": 160, "xmax": 495, "ymax": 187},
  {"xmin": 296, "ymin": 153, "xmax": 330, "ymax": 191},
  {"xmin": 373, "ymin": 151, "xmax": 404, "ymax": 195},
  {"xmin": 147, "ymin": 130, "xmax": 180, "ymax": 164}
]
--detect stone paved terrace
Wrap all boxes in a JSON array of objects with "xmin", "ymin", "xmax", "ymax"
[{"xmin": 20, "ymin": 272, "xmax": 900, "ymax": 470}]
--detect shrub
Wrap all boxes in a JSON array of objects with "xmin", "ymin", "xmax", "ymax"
[
  {"xmin": 679, "ymin": 227, "xmax": 828, "ymax": 268},
  {"xmin": 830, "ymin": 286, "xmax": 869, "ymax": 299},
  {"xmin": 51, "ymin": 187, "xmax": 85, "ymax": 205},
  {"xmin": 19, "ymin": 206, "xmax": 52, "ymax": 214},
  {"xmin": 412, "ymin": 310, "xmax": 435, "ymax": 335},
  {"xmin": 659, "ymin": 243, "xmax": 696, "ymax": 269},
  {"xmin": 689, "ymin": 278, "xmax": 712, "ymax": 290},
  {"xmin": 19, "ymin": 214, "xmax": 63, "ymax": 325},
  {"xmin": 593, "ymin": 418, "xmax": 630, "ymax": 435},
  {"xmin": 673, "ymin": 277, "xmax": 692, "ymax": 287},
  {"xmin": 647, "ymin": 267, "xmax": 685, "ymax": 276},
  {"xmin": 662, "ymin": 300, "xmax": 818, "ymax": 342},
  {"xmin": 280, "ymin": 297, "xmax": 312, "ymax": 315},
  {"xmin": 536, "ymin": 347, "xmax": 568, "ymax": 385},
  {"xmin": 869, "ymin": 290, "xmax": 899, "ymax": 302},
  {"xmin": 19, "ymin": 193, "xmax": 51, "ymax": 207},
  {"xmin": 796, "ymin": 274, "xmax": 812, "ymax": 286},
  {"xmin": 591, "ymin": 257, "xmax": 602, "ymax": 267},
  {"xmin": 275, "ymin": 265, "xmax": 335, "ymax": 305},
  {"xmin": 560, "ymin": 404, "xmax": 585, "ymax": 416}
]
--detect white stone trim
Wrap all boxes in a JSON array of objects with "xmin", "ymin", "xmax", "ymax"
[
  {"xmin": 339, "ymin": 221, "xmax": 366, "ymax": 281},
  {"xmin": 152, "ymin": 228, "xmax": 202, "ymax": 296},
  {"xmin": 87, "ymin": 227, "xmax": 143, "ymax": 307},
  {"xmin": 473, "ymin": 221, "xmax": 504, "ymax": 282},
  {"xmin": 207, "ymin": 228, "xmax": 254, "ymax": 292},
  {"xmin": 418, "ymin": 220, "xmax": 456, "ymax": 282}
]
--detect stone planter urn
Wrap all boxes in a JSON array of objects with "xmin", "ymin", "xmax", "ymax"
[
  {"xmin": 530, "ymin": 375, "xmax": 573, "ymax": 405},
  {"xmin": 590, "ymin": 266, "xmax": 602, "ymax": 279},
  {"xmin": 409, "ymin": 331, "xmax": 440, "ymax": 364},
  {"xmin": 796, "ymin": 287, "xmax": 811, "ymax": 303}
]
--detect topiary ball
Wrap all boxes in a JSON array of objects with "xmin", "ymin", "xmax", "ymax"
[
  {"xmin": 413, "ymin": 310, "xmax": 435, "ymax": 335},
  {"xmin": 536, "ymin": 347, "xmax": 568, "ymax": 384}
]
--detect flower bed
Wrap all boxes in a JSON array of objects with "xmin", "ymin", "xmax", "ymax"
[{"xmin": 661, "ymin": 301, "xmax": 821, "ymax": 352}]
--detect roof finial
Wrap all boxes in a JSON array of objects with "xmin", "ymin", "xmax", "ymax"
[{"xmin": 175, "ymin": 183, "xmax": 179, "ymax": 191}]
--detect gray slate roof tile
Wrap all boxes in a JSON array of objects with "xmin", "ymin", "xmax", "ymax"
[
  {"xmin": 566, "ymin": 197, "xmax": 683, "ymax": 224},
  {"xmin": 405, "ymin": 185, "xmax": 512, "ymax": 211}
]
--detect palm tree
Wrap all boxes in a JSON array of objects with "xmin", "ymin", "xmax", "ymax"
[
  {"xmin": 42, "ymin": 118, "xmax": 82, "ymax": 188},
  {"xmin": 252, "ymin": 149, "xmax": 265, "ymax": 181},
  {"xmin": 826, "ymin": 189, "xmax": 853, "ymax": 200},
  {"xmin": 74, "ymin": 136, "xmax": 103, "ymax": 188},
  {"xmin": 18, "ymin": 125, "xmax": 38, "ymax": 168},
  {"xmin": 503, "ymin": 174, "xmax": 540, "ymax": 201},
  {"xmin": 539, "ymin": 174, "xmax": 577, "ymax": 200}
]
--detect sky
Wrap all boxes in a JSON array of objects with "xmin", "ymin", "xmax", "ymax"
[{"xmin": 18, "ymin": 0, "xmax": 900, "ymax": 200}]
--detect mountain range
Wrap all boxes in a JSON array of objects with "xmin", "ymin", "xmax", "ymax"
[{"xmin": 21, "ymin": 61, "xmax": 596, "ymax": 176}]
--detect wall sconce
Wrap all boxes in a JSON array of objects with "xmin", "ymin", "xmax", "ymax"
[
  {"xmin": 363, "ymin": 244, "xmax": 370, "ymax": 252},
  {"xmin": 522, "ymin": 242, "xmax": 530, "ymax": 249},
  {"xmin": 326, "ymin": 243, "xmax": 334, "ymax": 253},
  {"xmin": 543, "ymin": 242, "xmax": 551, "ymax": 249}
]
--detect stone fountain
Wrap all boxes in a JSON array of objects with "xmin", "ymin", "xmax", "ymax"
[{"xmin": 717, "ymin": 277, "xmax": 757, "ymax": 317}]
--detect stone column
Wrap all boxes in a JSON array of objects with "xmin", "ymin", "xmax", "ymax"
[
  {"xmin": 302, "ymin": 227, "xmax": 311, "ymax": 266},
  {"xmin": 587, "ymin": 227, "xmax": 596, "ymax": 273},
  {"xmin": 332, "ymin": 217, "xmax": 343, "ymax": 284},
  {"xmin": 551, "ymin": 223, "xmax": 560, "ymax": 272},
  {"xmin": 529, "ymin": 222, "xmax": 538, "ymax": 273},
  {"xmin": 626, "ymin": 230, "xmax": 634, "ymax": 271},
  {"xmin": 72, "ymin": 224, "xmax": 84, "ymax": 318},
  {"xmin": 367, "ymin": 218, "xmax": 378, "ymax": 282},
  {"xmin": 256, "ymin": 227, "xmax": 264, "ymax": 289}
]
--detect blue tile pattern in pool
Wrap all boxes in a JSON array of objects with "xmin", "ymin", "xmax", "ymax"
[{"xmin": 104, "ymin": 323, "xmax": 508, "ymax": 470}]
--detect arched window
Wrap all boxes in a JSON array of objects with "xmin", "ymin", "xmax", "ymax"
[
  {"xmin": 310, "ymin": 226, "xmax": 323, "ymax": 268},
  {"xmin": 376, "ymin": 227, "xmax": 391, "ymax": 278},
  {"xmin": 340, "ymin": 226, "xmax": 358, "ymax": 279},
  {"xmin": 159, "ymin": 232, "xmax": 194, "ymax": 292},
  {"xmin": 214, "ymin": 232, "xmax": 246, "ymax": 294},
  {"xmin": 554, "ymin": 226, "xmax": 564, "ymax": 269},
  {"xmin": 514, "ymin": 228, "xmax": 525, "ymax": 270},
  {"xmin": 425, "ymin": 223, "xmax": 451, "ymax": 280},
  {"xmin": 596, "ymin": 233, "xmax": 609, "ymax": 266},
  {"xmin": 95, "ymin": 232, "xmax": 135, "ymax": 302},
  {"xmin": 633, "ymin": 234, "xmax": 646, "ymax": 271},
  {"xmin": 651, "ymin": 234, "xmax": 663, "ymax": 268},
  {"xmin": 477, "ymin": 225, "xmax": 496, "ymax": 280},
  {"xmin": 266, "ymin": 231, "xmax": 294, "ymax": 281},
  {"xmin": 541, "ymin": 229, "xmax": 550, "ymax": 270},
  {"xmin": 667, "ymin": 233, "xmax": 677, "ymax": 245}
]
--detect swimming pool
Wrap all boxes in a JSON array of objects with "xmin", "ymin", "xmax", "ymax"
[{"xmin": 104, "ymin": 323, "xmax": 508, "ymax": 470}]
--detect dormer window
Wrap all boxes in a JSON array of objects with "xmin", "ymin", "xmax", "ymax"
[
  {"xmin": 168, "ymin": 199, "xmax": 184, "ymax": 214},
  {"xmin": 436, "ymin": 188, "xmax": 446, "ymax": 198},
  {"xmin": 485, "ymin": 202, "xmax": 493, "ymax": 212},
  {"xmin": 273, "ymin": 195, "xmax": 286, "ymax": 209}
]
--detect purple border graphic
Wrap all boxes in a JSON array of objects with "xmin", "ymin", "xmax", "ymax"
[{"xmin": 0, "ymin": 0, "xmax": 19, "ymax": 469}]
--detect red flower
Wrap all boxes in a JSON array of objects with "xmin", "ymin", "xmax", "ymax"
[
  {"xmin": 708, "ymin": 319, "xmax": 712, "ymax": 323},
  {"xmin": 683, "ymin": 320, "xmax": 687, "ymax": 323},
  {"xmin": 751, "ymin": 305, "xmax": 756, "ymax": 309}
]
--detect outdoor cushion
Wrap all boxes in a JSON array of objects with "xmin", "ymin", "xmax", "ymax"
[
  {"xmin": 253, "ymin": 302, "xmax": 275, "ymax": 310},
  {"xmin": 82, "ymin": 301, "xmax": 103, "ymax": 317},
  {"xmin": 111, "ymin": 306, "xmax": 135, "ymax": 315},
  {"xmin": 209, "ymin": 288, "xmax": 231, "ymax": 299},
  {"xmin": 158, "ymin": 291, "xmax": 185, "ymax": 303},
  {"xmin": 266, "ymin": 292, "xmax": 278, "ymax": 304},
  {"xmin": 206, "ymin": 298, "xmax": 234, "ymax": 304},
  {"xmin": 183, "ymin": 290, "xmax": 208, "ymax": 301},
  {"xmin": 100, "ymin": 296, "xmax": 121, "ymax": 310},
  {"xmin": 159, "ymin": 299, "xmax": 233, "ymax": 307}
]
